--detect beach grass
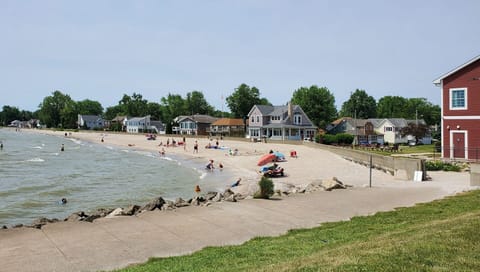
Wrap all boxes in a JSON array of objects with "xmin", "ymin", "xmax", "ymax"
[{"xmin": 114, "ymin": 190, "xmax": 480, "ymax": 271}]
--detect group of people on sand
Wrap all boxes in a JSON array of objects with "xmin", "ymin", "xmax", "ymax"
[{"xmin": 205, "ymin": 159, "xmax": 223, "ymax": 172}]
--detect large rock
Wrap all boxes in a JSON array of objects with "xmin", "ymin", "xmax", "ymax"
[
  {"xmin": 174, "ymin": 197, "xmax": 190, "ymax": 208},
  {"xmin": 65, "ymin": 211, "xmax": 87, "ymax": 221},
  {"xmin": 123, "ymin": 205, "xmax": 141, "ymax": 216},
  {"xmin": 29, "ymin": 217, "xmax": 59, "ymax": 229},
  {"xmin": 161, "ymin": 200, "xmax": 175, "ymax": 211},
  {"xmin": 212, "ymin": 192, "xmax": 223, "ymax": 202},
  {"xmin": 205, "ymin": 191, "xmax": 218, "ymax": 201},
  {"xmin": 224, "ymin": 194, "xmax": 237, "ymax": 202},
  {"xmin": 105, "ymin": 208, "xmax": 124, "ymax": 218},
  {"xmin": 140, "ymin": 197, "xmax": 166, "ymax": 212},
  {"xmin": 223, "ymin": 189, "xmax": 234, "ymax": 199},
  {"xmin": 321, "ymin": 177, "xmax": 347, "ymax": 191}
]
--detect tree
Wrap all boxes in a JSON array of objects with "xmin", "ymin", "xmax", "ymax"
[
  {"xmin": 104, "ymin": 105, "xmax": 125, "ymax": 120},
  {"xmin": 184, "ymin": 91, "xmax": 214, "ymax": 115},
  {"xmin": 160, "ymin": 93, "xmax": 187, "ymax": 133},
  {"xmin": 340, "ymin": 89, "xmax": 377, "ymax": 119},
  {"xmin": 0, "ymin": 105, "xmax": 21, "ymax": 126},
  {"xmin": 376, "ymin": 96, "xmax": 408, "ymax": 118},
  {"xmin": 76, "ymin": 99, "xmax": 103, "ymax": 115},
  {"xmin": 226, "ymin": 83, "xmax": 270, "ymax": 118},
  {"xmin": 400, "ymin": 122, "xmax": 429, "ymax": 144},
  {"xmin": 38, "ymin": 90, "xmax": 75, "ymax": 128},
  {"xmin": 119, "ymin": 92, "xmax": 148, "ymax": 117},
  {"xmin": 405, "ymin": 98, "xmax": 440, "ymax": 126},
  {"xmin": 291, "ymin": 85, "xmax": 337, "ymax": 129},
  {"xmin": 146, "ymin": 102, "xmax": 162, "ymax": 120}
]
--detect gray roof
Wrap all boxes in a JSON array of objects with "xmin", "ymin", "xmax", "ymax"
[
  {"xmin": 175, "ymin": 114, "xmax": 218, "ymax": 124},
  {"xmin": 79, "ymin": 115, "xmax": 103, "ymax": 122}
]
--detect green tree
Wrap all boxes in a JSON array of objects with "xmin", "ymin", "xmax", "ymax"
[
  {"xmin": 400, "ymin": 122, "xmax": 429, "ymax": 144},
  {"xmin": 146, "ymin": 102, "xmax": 162, "ymax": 120},
  {"xmin": 184, "ymin": 91, "xmax": 214, "ymax": 115},
  {"xmin": 119, "ymin": 92, "xmax": 148, "ymax": 117},
  {"xmin": 76, "ymin": 99, "xmax": 103, "ymax": 115},
  {"xmin": 104, "ymin": 105, "xmax": 125, "ymax": 120},
  {"xmin": 226, "ymin": 83, "xmax": 270, "ymax": 118},
  {"xmin": 340, "ymin": 89, "xmax": 377, "ymax": 119},
  {"xmin": 160, "ymin": 93, "xmax": 187, "ymax": 133},
  {"xmin": 376, "ymin": 96, "xmax": 408, "ymax": 118},
  {"xmin": 405, "ymin": 98, "xmax": 440, "ymax": 126},
  {"xmin": 291, "ymin": 85, "xmax": 337, "ymax": 128},
  {"xmin": 0, "ymin": 105, "xmax": 21, "ymax": 126},
  {"xmin": 38, "ymin": 90, "xmax": 75, "ymax": 128}
]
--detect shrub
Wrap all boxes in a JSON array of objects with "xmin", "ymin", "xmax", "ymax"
[
  {"xmin": 425, "ymin": 160, "xmax": 462, "ymax": 172},
  {"xmin": 336, "ymin": 133, "xmax": 354, "ymax": 145},
  {"xmin": 254, "ymin": 176, "xmax": 274, "ymax": 199}
]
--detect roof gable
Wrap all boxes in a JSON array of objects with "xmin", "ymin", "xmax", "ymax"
[{"xmin": 433, "ymin": 55, "xmax": 480, "ymax": 85}]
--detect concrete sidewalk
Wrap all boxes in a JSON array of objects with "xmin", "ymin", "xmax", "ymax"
[{"xmin": 0, "ymin": 185, "xmax": 461, "ymax": 272}]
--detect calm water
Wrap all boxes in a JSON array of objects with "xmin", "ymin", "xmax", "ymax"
[{"xmin": 0, "ymin": 129, "xmax": 231, "ymax": 227}]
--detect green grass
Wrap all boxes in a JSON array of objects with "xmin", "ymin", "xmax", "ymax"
[{"xmin": 113, "ymin": 190, "xmax": 480, "ymax": 272}]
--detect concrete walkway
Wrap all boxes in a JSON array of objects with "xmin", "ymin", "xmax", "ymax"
[{"xmin": 0, "ymin": 183, "xmax": 467, "ymax": 272}]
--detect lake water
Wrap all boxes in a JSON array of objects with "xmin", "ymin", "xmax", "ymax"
[{"xmin": 0, "ymin": 128, "xmax": 231, "ymax": 227}]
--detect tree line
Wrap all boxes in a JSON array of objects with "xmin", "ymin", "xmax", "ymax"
[{"xmin": 0, "ymin": 84, "xmax": 440, "ymax": 131}]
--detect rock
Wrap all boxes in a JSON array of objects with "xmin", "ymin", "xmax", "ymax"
[
  {"xmin": 205, "ymin": 191, "xmax": 218, "ymax": 200},
  {"xmin": 161, "ymin": 200, "xmax": 175, "ymax": 211},
  {"xmin": 140, "ymin": 197, "xmax": 166, "ymax": 212},
  {"xmin": 225, "ymin": 194, "xmax": 237, "ymax": 202},
  {"xmin": 123, "ymin": 205, "xmax": 141, "ymax": 216},
  {"xmin": 13, "ymin": 224, "xmax": 23, "ymax": 228},
  {"xmin": 212, "ymin": 192, "xmax": 223, "ymax": 202},
  {"xmin": 174, "ymin": 198, "xmax": 190, "ymax": 208},
  {"xmin": 29, "ymin": 217, "xmax": 59, "ymax": 229},
  {"xmin": 321, "ymin": 177, "xmax": 347, "ymax": 191},
  {"xmin": 83, "ymin": 214, "xmax": 101, "ymax": 223},
  {"xmin": 105, "ymin": 208, "xmax": 124, "ymax": 218},
  {"xmin": 223, "ymin": 189, "xmax": 234, "ymax": 199},
  {"xmin": 2, "ymin": 225, "xmax": 7, "ymax": 229},
  {"xmin": 66, "ymin": 211, "xmax": 87, "ymax": 222},
  {"xmin": 234, "ymin": 193, "xmax": 246, "ymax": 200}
]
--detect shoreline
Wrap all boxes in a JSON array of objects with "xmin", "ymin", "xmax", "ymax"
[{"xmin": 3, "ymin": 128, "xmax": 477, "ymax": 229}]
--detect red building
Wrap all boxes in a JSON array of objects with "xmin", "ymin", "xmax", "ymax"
[{"xmin": 433, "ymin": 55, "xmax": 480, "ymax": 160}]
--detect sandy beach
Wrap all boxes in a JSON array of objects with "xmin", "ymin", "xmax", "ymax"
[{"xmin": 29, "ymin": 129, "xmax": 474, "ymax": 198}]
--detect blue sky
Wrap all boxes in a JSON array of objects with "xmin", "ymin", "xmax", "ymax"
[{"xmin": 1, "ymin": 0, "xmax": 479, "ymax": 112}]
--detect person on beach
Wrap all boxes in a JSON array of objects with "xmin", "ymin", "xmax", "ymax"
[
  {"xmin": 159, "ymin": 148, "xmax": 165, "ymax": 156},
  {"xmin": 166, "ymin": 138, "xmax": 170, "ymax": 147},
  {"xmin": 193, "ymin": 140, "xmax": 198, "ymax": 154},
  {"xmin": 206, "ymin": 159, "xmax": 215, "ymax": 171},
  {"xmin": 231, "ymin": 178, "xmax": 241, "ymax": 187},
  {"xmin": 218, "ymin": 162, "xmax": 224, "ymax": 171}
]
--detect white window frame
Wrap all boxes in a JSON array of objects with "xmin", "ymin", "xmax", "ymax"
[{"xmin": 449, "ymin": 87, "xmax": 467, "ymax": 110}]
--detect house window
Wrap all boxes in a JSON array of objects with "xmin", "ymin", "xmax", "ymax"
[
  {"xmin": 256, "ymin": 116, "xmax": 260, "ymax": 122},
  {"xmin": 385, "ymin": 127, "xmax": 393, "ymax": 132},
  {"xmin": 450, "ymin": 88, "xmax": 467, "ymax": 110},
  {"xmin": 251, "ymin": 116, "xmax": 254, "ymax": 123},
  {"xmin": 294, "ymin": 114, "xmax": 302, "ymax": 125}
]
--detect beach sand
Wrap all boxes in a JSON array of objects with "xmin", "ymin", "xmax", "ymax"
[{"xmin": 29, "ymin": 129, "xmax": 474, "ymax": 198}]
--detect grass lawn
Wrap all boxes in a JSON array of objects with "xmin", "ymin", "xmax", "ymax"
[{"xmin": 114, "ymin": 190, "xmax": 480, "ymax": 272}]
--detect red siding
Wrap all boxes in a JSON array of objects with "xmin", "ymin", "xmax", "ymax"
[
  {"xmin": 443, "ymin": 59, "xmax": 480, "ymax": 116},
  {"xmin": 443, "ymin": 119, "xmax": 480, "ymax": 160},
  {"xmin": 441, "ymin": 58, "xmax": 480, "ymax": 160}
]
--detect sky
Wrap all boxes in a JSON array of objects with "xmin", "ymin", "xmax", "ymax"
[{"xmin": 1, "ymin": 0, "xmax": 480, "ymax": 113}]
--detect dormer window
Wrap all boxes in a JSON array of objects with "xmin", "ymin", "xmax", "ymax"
[{"xmin": 294, "ymin": 114, "xmax": 302, "ymax": 125}]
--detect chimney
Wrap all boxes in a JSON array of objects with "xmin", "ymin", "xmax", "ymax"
[{"xmin": 288, "ymin": 101, "xmax": 293, "ymax": 119}]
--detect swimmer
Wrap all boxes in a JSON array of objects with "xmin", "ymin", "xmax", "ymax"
[
  {"xmin": 231, "ymin": 178, "xmax": 241, "ymax": 187},
  {"xmin": 194, "ymin": 185, "xmax": 201, "ymax": 194},
  {"xmin": 61, "ymin": 144, "xmax": 64, "ymax": 152},
  {"xmin": 60, "ymin": 198, "xmax": 67, "ymax": 204}
]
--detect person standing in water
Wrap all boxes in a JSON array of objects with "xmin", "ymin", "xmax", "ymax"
[{"xmin": 61, "ymin": 144, "xmax": 65, "ymax": 152}]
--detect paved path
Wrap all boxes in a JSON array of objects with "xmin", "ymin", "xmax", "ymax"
[{"xmin": 0, "ymin": 184, "xmax": 465, "ymax": 272}]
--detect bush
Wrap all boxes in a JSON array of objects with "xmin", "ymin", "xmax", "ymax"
[
  {"xmin": 336, "ymin": 133, "xmax": 354, "ymax": 145},
  {"xmin": 425, "ymin": 160, "xmax": 462, "ymax": 172},
  {"xmin": 254, "ymin": 176, "xmax": 274, "ymax": 199}
]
